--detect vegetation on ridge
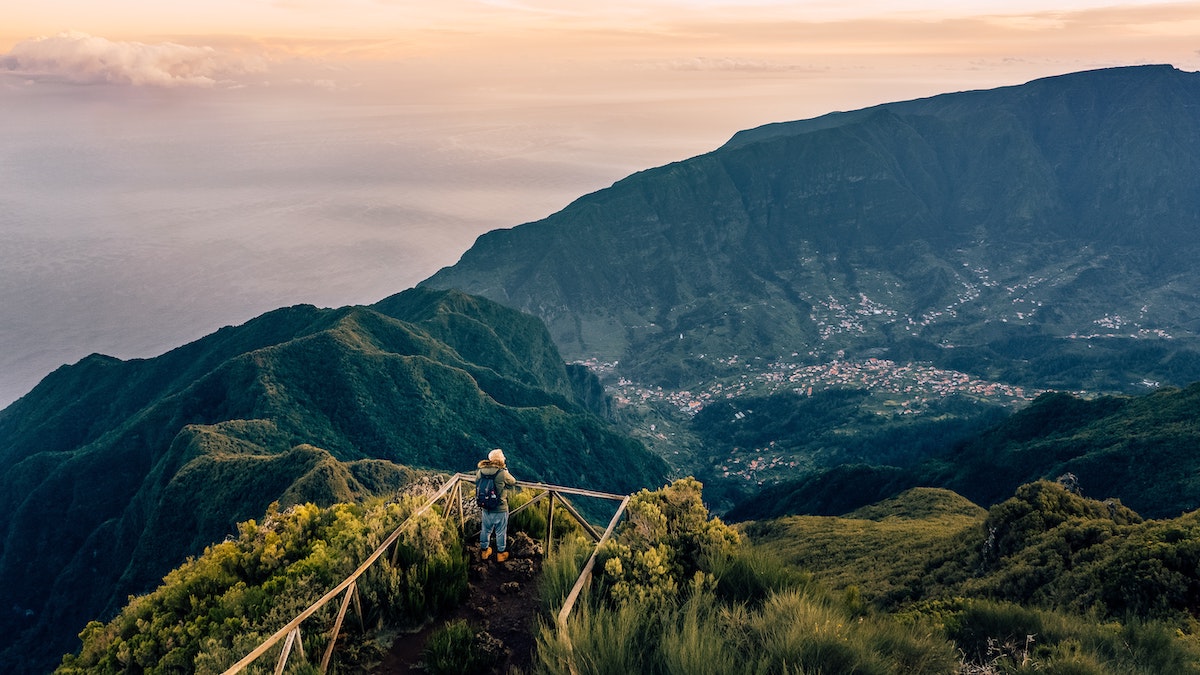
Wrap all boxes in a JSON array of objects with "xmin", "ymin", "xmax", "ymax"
[
  {"xmin": 742, "ymin": 481, "xmax": 1200, "ymax": 671},
  {"xmin": 725, "ymin": 383, "xmax": 1200, "ymax": 522},
  {"xmin": 538, "ymin": 479, "xmax": 1200, "ymax": 674},
  {"xmin": 0, "ymin": 287, "xmax": 666, "ymax": 674},
  {"xmin": 55, "ymin": 475, "xmax": 1200, "ymax": 674},
  {"xmin": 57, "ymin": 487, "xmax": 468, "ymax": 674}
]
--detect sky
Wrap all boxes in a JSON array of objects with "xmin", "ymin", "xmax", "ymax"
[{"xmin": 2, "ymin": 2, "xmax": 1199, "ymax": 408}]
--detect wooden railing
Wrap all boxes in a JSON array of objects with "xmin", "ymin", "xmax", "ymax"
[{"xmin": 220, "ymin": 472, "xmax": 629, "ymax": 675}]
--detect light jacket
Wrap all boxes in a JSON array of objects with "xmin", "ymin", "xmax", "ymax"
[{"xmin": 476, "ymin": 460, "xmax": 518, "ymax": 512}]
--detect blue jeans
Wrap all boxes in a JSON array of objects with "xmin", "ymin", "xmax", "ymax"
[{"xmin": 480, "ymin": 509, "xmax": 509, "ymax": 552}]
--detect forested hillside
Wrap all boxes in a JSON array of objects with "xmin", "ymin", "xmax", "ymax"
[
  {"xmin": 725, "ymin": 383, "xmax": 1200, "ymax": 522},
  {"xmin": 0, "ymin": 288, "xmax": 666, "ymax": 674}
]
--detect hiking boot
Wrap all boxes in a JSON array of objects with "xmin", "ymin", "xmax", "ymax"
[
  {"xmin": 481, "ymin": 547, "xmax": 493, "ymax": 560},
  {"xmin": 496, "ymin": 551, "xmax": 509, "ymax": 562}
]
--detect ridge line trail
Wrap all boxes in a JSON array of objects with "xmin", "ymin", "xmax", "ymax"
[{"xmin": 374, "ymin": 533, "xmax": 546, "ymax": 674}]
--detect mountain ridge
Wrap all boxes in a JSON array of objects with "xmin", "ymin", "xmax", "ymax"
[
  {"xmin": 423, "ymin": 65, "xmax": 1200, "ymax": 393},
  {"xmin": 0, "ymin": 287, "xmax": 667, "ymax": 673}
]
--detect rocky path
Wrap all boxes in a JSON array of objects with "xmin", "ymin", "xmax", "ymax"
[{"xmin": 373, "ymin": 532, "xmax": 545, "ymax": 674}]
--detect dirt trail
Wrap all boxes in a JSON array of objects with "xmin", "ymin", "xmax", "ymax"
[{"xmin": 373, "ymin": 533, "xmax": 545, "ymax": 674}]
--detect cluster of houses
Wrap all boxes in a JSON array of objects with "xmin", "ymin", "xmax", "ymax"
[
  {"xmin": 596, "ymin": 355, "xmax": 1037, "ymax": 419},
  {"xmin": 573, "ymin": 354, "xmax": 1044, "ymax": 485}
]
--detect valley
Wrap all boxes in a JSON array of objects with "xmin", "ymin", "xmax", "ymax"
[{"xmin": 584, "ymin": 354, "xmax": 1039, "ymax": 484}]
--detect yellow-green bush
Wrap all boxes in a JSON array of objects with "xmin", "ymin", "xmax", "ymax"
[
  {"xmin": 57, "ymin": 495, "xmax": 467, "ymax": 674},
  {"xmin": 595, "ymin": 478, "xmax": 739, "ymax": 607}
]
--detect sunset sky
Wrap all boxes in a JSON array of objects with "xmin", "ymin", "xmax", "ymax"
[
  {"xmin": 5, "ymin": 1, "xmax": 1199, "ymax": 101},
  {"xmin": 2, "ymin": 1, "xmax": 1199, "ymax": 406}
]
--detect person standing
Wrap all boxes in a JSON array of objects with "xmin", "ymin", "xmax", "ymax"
[{"xmin": 477, "ymin": 448, "xmax": 518, "ymax": 562}]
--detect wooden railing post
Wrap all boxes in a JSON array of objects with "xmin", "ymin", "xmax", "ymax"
[
  {"xmin": 353, "ymin": 583, "xmax": 365, "ymax": 634},
  {"xmin": 441, "ymin": 489, "xmax": 454, "ymax": 528},
  {"xmin": 320, "ymin": 581, "xmax": 356, "ymax": 673},
  {"xmin": 275, "ymin": 626, "xmax": 303, "ymax": 675},
  {"xmin": 457, "ymin": 480, "xmax": 465, "ymax": 532},
  {"xmin": 545, "ymin": 491, "xmax": 556, "ymax": 555}
]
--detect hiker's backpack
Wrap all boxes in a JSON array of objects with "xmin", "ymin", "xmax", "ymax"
[{"xmin": 476, "ymin": 473, "xmax": 501, "ymax": 510}]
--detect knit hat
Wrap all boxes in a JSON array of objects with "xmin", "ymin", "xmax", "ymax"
[{"xmin": 488, "ymin": 448, "xmax": 506, "ymax": 464}]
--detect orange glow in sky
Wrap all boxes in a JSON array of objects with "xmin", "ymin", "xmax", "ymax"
[
  {"xmin": 2, "ymin": 0, "xmax": 1199, "ymax": 408},
  {"xmin": 5, "ymin": 2, "xmax": 1198, "ymax": 127}
]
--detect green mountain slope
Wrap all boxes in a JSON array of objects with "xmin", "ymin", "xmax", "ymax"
[
  {"xmin": 423, "ymin": 65, "xmax": 1200, "ymax": 393},
  {"xmin": 0, "ymin": 287, "xmax": 667, "ymax": 674},
  {"xmin": 931, "ymin": 383, "xmax": 1200, "ymax": 516},
  {"xmin": 736, "ymin": 480, "xmax": 1200, "ymax": 672},
  {"xmin": 741, "ymin": 480, "xmax": 1200, "ymax": 626},
  {"xmin": 741, "ymin": 487, "xmax": 987, "ymax": 603},
  {"xmin": 727, "ymin": 382, "xmax": 1200, "ymax": 521}
]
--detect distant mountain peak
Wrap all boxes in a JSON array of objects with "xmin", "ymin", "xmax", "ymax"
[{"xmin": 423, "ymin": 65, "xmax": 1200, "ymax": 393}]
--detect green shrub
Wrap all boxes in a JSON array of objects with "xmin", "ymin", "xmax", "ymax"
[
  {"xmin": 421, "ymin": 620, "xmax": 491, "ymax": 675},
  {"xmin": 58, "ymin": 495, "xmax": 469, "ymax": 674},
  {"xmin": 943, "ymin": 600, "xmax": 1045, "ymax": 664},
  {"xmin": 596, "ymin": 478, "xmax": 739, "ymax": 607}
]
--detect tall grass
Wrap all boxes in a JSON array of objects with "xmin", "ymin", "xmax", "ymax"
[
  {"xmin": 924, "ymin": 599, "xmax": 1200, "ymax": 674},
  {"xmin": 704, "ymin": 544, "xmax": 814, "ymax": 605},
  {"xmin": 659, "ymin": 593, "xmax": 747, "ymax": 675},
  {"xmin": 537, "ymin": 599, "xmax": 664, "ymax": 675},
  {"xmin": 421, "ymin": 620, "xmax": 490, "ymax": 675},
  {"xmin": 535, "ymin": 584, "xmax": 960, "ymax": 675},
  {"xmin": 539, "ymin": 534, "xmax": 592, "ymax": 614}
]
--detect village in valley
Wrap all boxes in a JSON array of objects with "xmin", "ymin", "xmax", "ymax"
[
  {"xmin": 577, "ymin": 354, "xmax": 1042, "ymax": 486},
  {"xmin": 581, "ymin": 354, "xmax": 1037, "ymax": 418}
]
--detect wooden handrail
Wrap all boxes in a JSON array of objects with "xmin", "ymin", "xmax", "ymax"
[
  {"xmin": 221, "ymin": 473, "xmax": 463, "ymax": 674},
  {"xmin": 220, "ymin": 472, "xmax": 629, "ymax": 674}
]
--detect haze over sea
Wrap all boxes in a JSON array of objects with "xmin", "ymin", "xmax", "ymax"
[{"xmin": 3, "ymin": 1, "xmax": 1199, "ymax": 408}]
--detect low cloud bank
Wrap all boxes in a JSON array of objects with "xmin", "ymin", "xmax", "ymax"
[{"xmin": 1, "ymin": 31, "xmax": 265, "ymax": 87}]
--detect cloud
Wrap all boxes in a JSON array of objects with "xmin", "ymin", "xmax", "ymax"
[{"xmin": 0, "ymin": 32, "xmax": 265, "ymax": 87}]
